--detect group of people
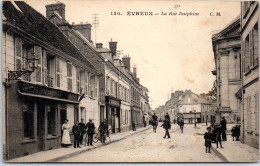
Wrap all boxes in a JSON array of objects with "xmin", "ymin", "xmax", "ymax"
[
  {"xmin": 61, "ymin": 118, "xmax": 108, "ymax": 148},
  {"xmin": 204, "ymin": 117, "xmax": 228, "ymax": 153},
  {"xmin": 150, "ymin": 113, "xmax": 172, "ymax": 139}
]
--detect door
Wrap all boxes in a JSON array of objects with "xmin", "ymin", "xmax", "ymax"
[
  {"xmin": 60, "ymin": 109, "xmax": 67, "ymax": 141},
  {"xmin": 111, "ymin": 108, "xmax": 115, "ymax": 133},
  {"xmin": 37, "ymin": 101, "xmax": 45, "ymax": 152}
]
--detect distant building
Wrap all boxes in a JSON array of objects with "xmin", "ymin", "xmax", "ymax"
[{"xmin": 239, "ymin": 1, "xmax": 259, "ymax": 149}]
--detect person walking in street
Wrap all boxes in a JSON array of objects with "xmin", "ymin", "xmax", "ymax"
[
  {"xmin": 61, "ymin": 119, "xmax": 71, "ymax": 147},
  {"xmin": 204, "ymin": 127, "xmax": 213, "ymax": 153},
  {"xmin": 221, "ymin": 117, "xmax": 227, "ymax": 141},
  {"xmin": 86, "ymin": 119, "xmax": 95, "ymax": 146},
  {"xmin": 214, "ymin": 124, "xmax": 223, "ymax": 148},
  {"xmin": 161, "ymin": 118, "xmax": 171, "ymax": 139},
  {"xmin": 72, "ymin": 121, "xmax": 81, "ymax": 148},
  {"xmin": 165, "ymin": 113, "xmax": 171, "ymax": 129},
  {"xmin": 98, "ymin": 119, "xmax": 108, "ymax": 143},
  {"xmin": 78, "ymin": 119, "xmax": 86, "ymax": 145},
  {"xmin": 179, "ymin": 118, "xmax": 184, "ymax": 133},
  {"xmin": 132, "ymin": 121, "xmax": 136, "ymax": 131},
  {"xmin": 152, "ymin": 113, "xmax": 158, "ymax": 133}
]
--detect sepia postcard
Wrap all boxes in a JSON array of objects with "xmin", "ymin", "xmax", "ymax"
[{"xmin": 1, "ymin": 0, "xmax": 259, "ymax": 163}]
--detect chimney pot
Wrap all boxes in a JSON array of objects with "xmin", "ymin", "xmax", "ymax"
[
  {"xmin": 96, "ymin": 43, "xmax": 103, "ymax": 48},
  {"xmin": 46, "ymin": 2, "xmax": 66, "ymax": 20}
]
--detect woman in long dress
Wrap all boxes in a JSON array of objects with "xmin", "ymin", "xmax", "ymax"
[{"xmin": 62, "ymin": 119, "xmax": 72, "ymax": 147}]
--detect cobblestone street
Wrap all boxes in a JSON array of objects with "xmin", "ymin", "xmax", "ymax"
[{"xmin": 60, "ymin": 124, "xmax": 222, "ymax": 162}]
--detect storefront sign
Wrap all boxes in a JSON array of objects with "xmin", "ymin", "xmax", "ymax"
[{"xmin": 18, "ymin": 81, "xmax": 79, "ymax": 102}]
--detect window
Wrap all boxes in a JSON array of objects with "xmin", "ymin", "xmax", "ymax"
[
  {"xmin": 76, "ymin": 67, "xmax": 80, "ymax": 93},
  {"xmin": 56, "ymin": 57, "xmax": 61, "ymax": 88},
  {"xmin": 94, "ymin": 76, "xmax": 98, "ymax": 98},
  {"xmin": 47, "ymin": 105, "xmax": 56, "ymax": 136},
  {"xmin": 253, "ymin": 24, "xmax": 259, "ymax": 66},
  {"xmin": 42, "ymin": 50, "xmax": 47, "ymax": 86},
  {"xmin": 80, "ymin": 71, "xmax": 85, "ymax": 94},
  {"xmin": 111, "ymin": 80, "xmax": 114, "ymax": 96},
  {"xmin": 35, "ymin": 46, "xmax": 42, "ymax": 83},
  {"xmin": 247, "ymin": 96, "xmax": 251, "ymax": 130},
  {"xmin": 23, "ymin": 101, "xmax": 34, "ymax": 139},
  {"xmin": 244, "ymin": 35, "xmax": 250, "ymax": 73},
  {"xmin": 90, "ymin": 75, "xmax": 95, "ymax": 98},
  {"xmin": 67, "ymin": 62, "xmax": 72, "ymax": 91},
  {"xmin": 85, "ymin": 72, "xmax": 89, "ymax": 95},
  {"xmin": 119, "ymin": 84, "xmax": 121, "ymax": 99},
  {"xmin": 15, "ymin": 37, "xmax": 22, "ymax": 71}
]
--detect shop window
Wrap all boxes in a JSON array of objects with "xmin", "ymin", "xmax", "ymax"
[
  {"xmin": 23, "ymin": 102, "xmax": 34, "ymax": 139},
  {"xmin": 47, "ymin": 105, "xmax": 56, "ymax": 136}
]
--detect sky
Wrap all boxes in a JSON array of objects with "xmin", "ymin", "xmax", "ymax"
[{"xmin": 25, "ymin": 0, "xmax": 240, "ymax": 109}]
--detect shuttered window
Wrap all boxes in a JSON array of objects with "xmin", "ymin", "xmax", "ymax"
[
  {"xmin": 15, "ymin": 37, "xmax": 22, "ymax": 71},
  {"xmin": 67, "ymin": 62, "xmax": 72, "ymax": 91},
  {"xmin": 76, "ymin": 67, "xmax": 80, "ymax": 93},
  {"xmin": 106, "ymin": 76, "xmax": 110, "ymax": 95},
  {"xmin": 244, "ymin": 36, "xmax": 250, "ymax": 73},
  {"xmin": 247, "ymin": 97, "xmax": 251, "ymax": 130},
  {"xmin": 255, "ymin": 93, "xmax": 259, "ymax": 133},
  {"xmin": 85, "ymin": 72, "xmax": 88, "ymax": 96},
  {"xmin": 35, "ymin": 46, "xmax": 42, "ymax": 83},
  {"xmin": 80, "ymin": 71, "xmax": 85, "ymax": 94},
  {"xmin": 253, "ymin": 24, "xmax": 259, "ymax": 66},
  {"xmin": 56, "ymin": 57, "xmax": 61, "ymax": 88},
  {"xmin": 42, "ymin": 50, "xmax": 47, "ymax": 85},
  {"xmin": 94, "ymin": 76, "xmax": 98, "ymax": 98}
]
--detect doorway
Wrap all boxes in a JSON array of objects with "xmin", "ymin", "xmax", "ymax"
[
  {"xmin": 37, "ymin": 101, "xmax": 45, "ymax": 152},
  {"xmin": 60, "ymin": 109, "xmax": 67, "ymax": 141}
]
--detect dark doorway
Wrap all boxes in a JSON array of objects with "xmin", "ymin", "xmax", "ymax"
[
  {"xmin": 60, "ymin": 109, "xmax": 67, "ymax": 141},
  {"xmin": 37, "ymin": 101, "xmax": 45, "ymax": 152}
]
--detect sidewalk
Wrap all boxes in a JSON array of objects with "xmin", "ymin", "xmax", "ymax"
[
  {"xmin": 8, "ymin": 126, "xmax": 151, "ymax": 162},
  {"xmin": 193, "ymin": 123, "xmax": 259, "ymax": 162},
  {"xmin": 211, "ymin": 138, "xmax": 259, "ymax": 162}
]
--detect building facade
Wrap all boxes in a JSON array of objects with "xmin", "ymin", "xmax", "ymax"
[
  {"xmin": 240, "ymin": 1, "xmax": 259, "ymax": 149},
  {"xmin": 2, "ymin": 1, "xmax": 100, "ymax": 160},
  {"xmin": 212, "ymin": 17, "xmax": 242, "ymax": 123}
]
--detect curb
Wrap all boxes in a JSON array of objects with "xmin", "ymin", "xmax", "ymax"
[
  {"xmin": 46, "ymin": 126, "xmax": 152, "ymax": 162},
  {"xmin": 211, "ymin": 146, "xmax": 228, "ymax": 162}
]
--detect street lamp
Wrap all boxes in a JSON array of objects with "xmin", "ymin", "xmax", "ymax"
[{"xmin": 7, "ymin": 52, "xmax": 39, "ymax": 81}]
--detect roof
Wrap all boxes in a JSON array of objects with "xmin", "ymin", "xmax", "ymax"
[
  {"xmin": 212, "ymin": 16, "xmax": 240, "ymax": 41},
  {"xmin": 96, "ymin": 47, "xmax": 112, "ymax": 53},
  {"xmin": 2, "ymin": 1, "xmax": 100, "ymax": 75}
]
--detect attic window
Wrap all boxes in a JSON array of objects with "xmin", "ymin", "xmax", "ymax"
[{"xmin": 11, "ymin": 1, "xmax": 23, "ymax": 13}]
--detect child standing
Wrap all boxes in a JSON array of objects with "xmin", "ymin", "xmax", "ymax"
[{"xmin": 204, "ymin": 127, "xmax": 213, "ymax": 153}]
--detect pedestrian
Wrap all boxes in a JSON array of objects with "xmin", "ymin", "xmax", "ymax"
[
  {"xmin": 235, "ymin": 124, "xmax": 240, "ymax": 141},
  {"xmin": 132, "ymin": 121, "xmax": 136, "ymax": 131},
  {"xmin": 221, "ymin": 117, "xmax": 227, "ymax": 141},
  {"xmin": 143, "ymin": 120, "xmax": 147, "ymax": 128},
  {"xmin": 179, "ymin": 118, "xmax": 184, "ymax": 133},
  {"xmin": 204, "ymin": 127, "xmax": 213, "ymax": 153},
  {"xmin": 72, "ymin": 121, "xmax": 81, "ymax": 148},
  {"xmin": 214, "ymin": 124, "xmax": 223, "ymax": 148},
  {"xmin": 86, "ymin": 118, "xmax": 95, "ymax": 146},
  {"xmin": 165, "ymin": 113, "xmax": 171, "ymax": 129},
  {"xmin": 161, "ymin": 118, "xmax": 171, "ymax": 139},
  {"xmin": 152, "ymin": 113, "xmax": 158, "ymax": 133},
  {"xmin": 231, "ymin": 125, "xmax": 237, "ymax": 141},
  {"xmin": 61, "ymin": 119, "xmax": 71, "ymax": 147},
  {"xmin": 98, "ymin": 119, "xmax": 108, "ymax": 143},
  {"xmin": 78, "ymin": 118, "xmax": 86, "ymax": 145}
]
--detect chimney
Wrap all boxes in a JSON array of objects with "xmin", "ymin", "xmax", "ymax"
[
  {"xmin": 72, "ymin": 23, "xmax": 92, "ymax": 42},
  {"xmin": 122, "ymin": 55, "xmax": 131, "ymax": 71},
  {"xmin": 96, "ymin": 43, "xmax": 103, "ymax": 48},
  {"xmin": 46, "ymin": 2, "xmax": 66, "ymax": 21},
  {"xmin": 109, "ymin": 39, "xmax": 117, "ymax": 56},
  {"xmin": 133, "ymin": 65, "xmax": 137, "ymax": 77}
]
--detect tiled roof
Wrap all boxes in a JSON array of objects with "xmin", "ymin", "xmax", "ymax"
[{"xmin": 2, "ymin": 1, "xmax": 99, "ymax": 74}]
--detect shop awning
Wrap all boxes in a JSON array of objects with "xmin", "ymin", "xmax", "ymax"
[{"xmin": 18, "ymin": 90, "xmax": 80, "ymax": 104}]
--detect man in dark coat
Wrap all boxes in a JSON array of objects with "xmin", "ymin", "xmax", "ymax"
[
  {"xmin": 72, "ymin": 121, "xmax": 81, "ymax": 148},
  {"xmin": 179, "ymin": 118, "xmax": 184, "ymax": 133},
  {"xmin": 78, "ymin": 119, "xmax": 86, "ymax": 145},
  {"xmin": 161, "ymin": 119, "xmax": 171, "ymax": 139},
  {"xmin": 86, "ymin": 119, "xmax": 95, "ymax": 146},
  {"xmin": 214, "ymin": 124, "xmax": 223, "ymax": 148},
  {"xmin": 98, "ymin": 119, "xmax": 108, "ymax": 143},
  {"xmin": 220, "ymin": 117, "xmax": 227, "ymax": 141}
]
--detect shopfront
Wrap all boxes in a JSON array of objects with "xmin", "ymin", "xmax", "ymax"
[
  {"xmin": 6, "ymin": 81, "xmax": 80, "ymax": 160},
  {"xmin": 105, "ymin": 96, "xmax": 121, "ymax": 134}
]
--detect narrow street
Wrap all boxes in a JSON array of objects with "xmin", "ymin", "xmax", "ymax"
[{"xmin": 60, "ymin": 124, "xmax": 223, "ymax": 162}]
